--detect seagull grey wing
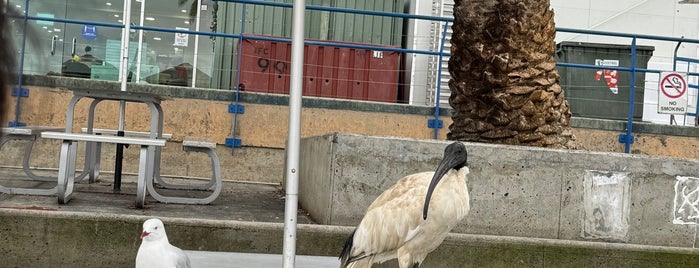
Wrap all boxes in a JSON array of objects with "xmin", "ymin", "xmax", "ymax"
[{"xmin": 175, "ymin": 247, "xmax": 191, "ymax": 268}]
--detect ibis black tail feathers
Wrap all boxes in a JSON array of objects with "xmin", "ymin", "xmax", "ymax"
[
  {"xmin": 340, "ymin": 229, "xmax": 373, "ymax": 267},
  {"xmin": 339, "ymin": 229, "xmax": 356, "ymax": 267}
]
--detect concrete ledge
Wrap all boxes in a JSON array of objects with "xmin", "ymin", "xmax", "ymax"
[
  {"xmin": 0, "ymin": 208, "xmax": 346, "ymax": 267},
  {"xmin": 20, "ymin": 74, "xmax": 699, "ymax": 138},
  {"xmin": 2, "ymin": 208, "xmax": 699, "ymax": 267},
  {"xmin": 20, "ymin": 74, "xmax": 451, "ymax": 116},
  {"xmin": 299, "ymin": 133, "xmax": 699, "ymax": 248},
  {"xmin": 571, "ymin": 117, "xmax": 699, "ymax": 137}
]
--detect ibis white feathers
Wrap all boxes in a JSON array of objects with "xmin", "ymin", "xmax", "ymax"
[
  {"xmin": 339, "ymin": 142, "xmax": 470, "ymax": 268},
  {"xmin": 136, "ymin": 218, "xmax": 191, "ymax": 268}
]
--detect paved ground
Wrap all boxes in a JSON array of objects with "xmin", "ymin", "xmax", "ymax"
[
  {"xmin": 0, "ymin": 167, "xmax": 336, "ymax": 266},
  {"xmin": 186, "ymin": 251, "xmax": 339, "ymax": 267},
  {"xmin": 0, "ymin": 167, "xmax": 315, "ymax": 224}
]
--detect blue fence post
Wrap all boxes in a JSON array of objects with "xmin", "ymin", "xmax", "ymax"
[
  {"xmin": 225, "ymin": 3, "xmax": 247, "ymax": 153},
  {"xmin": 430, "ymin": 22, "xmax": 449, "ymax": 139},
  {"xmin": 622, "ymin": 37, "xmax": 638, "ymax": 153},
  {"xmin": 9, "ymin": 0, "xmax": 31, "ymax": 127},
  {"xmin": 674, "ymin": 40, "xmax": 699, "ymax": 126}
]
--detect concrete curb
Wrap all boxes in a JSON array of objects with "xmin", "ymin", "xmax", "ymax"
[{"xmin": 2, "ymin": 208, "xmax": 699, "ymax": 267}]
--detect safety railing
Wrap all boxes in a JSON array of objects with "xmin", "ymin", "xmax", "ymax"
[
  {"xmin": 11, "ymin": 0, "xmax": 454, "ymax": 155},
  {"xmin": 9, "ymin": 1, "xmax": 699, "ymax": 154},
  {"xmin": 555, "ymin": 27, "xmax": 699, "ymax": 153}
]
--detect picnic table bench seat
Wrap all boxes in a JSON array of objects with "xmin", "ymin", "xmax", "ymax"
[
  {"xmin": 147, "ymin": 136, "xmax": 222, "ymax": 205},
  {"xmin": 41, "ymin": 131, "xmax": 166, "ymax": 208},
  {"xmin": 80, "ymin": 127, "xmax": 172, "ymax": 182},
  {"xmin": 0, "ymin": 126, "xmax": 77, "ymax": 196}
]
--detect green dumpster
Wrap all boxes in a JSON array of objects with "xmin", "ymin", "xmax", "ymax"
[{"xmin": 555, "ymin": 41, "xmax": 655, "ymax": 121}]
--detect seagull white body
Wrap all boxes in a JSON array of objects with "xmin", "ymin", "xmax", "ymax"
[
  {"xmin": 136, "ymin": 218, "xmax": 191, "ymax": 268},
  {"xmin": 340, "ymin": 142, "xmax": 471, "ymax": 268}
]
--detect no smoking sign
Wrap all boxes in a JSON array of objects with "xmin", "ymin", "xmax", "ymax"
[{"xmin": 658, "ymin": 72, "xmax": 688, "ymax": 115}]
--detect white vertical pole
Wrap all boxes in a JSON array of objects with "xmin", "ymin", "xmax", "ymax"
[
  {"xmin": 282, "ymin": 0, "xmax": 305, "ymax": 267},
  {"xmin": 191, "ymin": 0, "xmax": 202, "ymax": 88},
  {"xmin": 135, "ymin": 0, "xmax": 145, "ymax": 83},
  {"xmin": 118, "ymin": 0, "xmax": 133, "ymax": 131}
]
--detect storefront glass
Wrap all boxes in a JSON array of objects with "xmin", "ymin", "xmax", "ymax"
[{"xmin": 11, "ymin": 0, "xmax": 215, "ymax": 88}]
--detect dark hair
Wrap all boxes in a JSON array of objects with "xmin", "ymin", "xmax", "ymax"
[{"xmin": 0, "ymin": 2, "xmax": 17, "ymax": 127}]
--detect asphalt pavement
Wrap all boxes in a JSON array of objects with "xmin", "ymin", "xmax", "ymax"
[{"xmin": 186, "ymin": 251, "xmax": 340, "ymax": 268}]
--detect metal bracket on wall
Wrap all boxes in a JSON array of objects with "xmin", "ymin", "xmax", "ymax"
[
  {"xmin": 228, "ymin": 104, "xmax": 245, "ymax": 114},
  {"xmin": 618, "ymin": 133, "xmax": 634, "ymax": 144},
  {"xmin": 7, "ymin": 121, "xmax": 26, "ymax": 127},
  {"xmin": 224, "ymin": 138, "xmax": 242, "ymax": 148},
  {"xmin": 9, "ymin": 87, "xmax": 28, "ymax": 126},
  {"xmin": 11, "ymin": 87, "xmax": 29, "ymax": 97},
  {"xmin": 428, "ymin": 119, "xmax": 443, "ymax": 129},
  {"xmin": 225, "ymin": 104, "xmax": 244, "ymax": 148}
]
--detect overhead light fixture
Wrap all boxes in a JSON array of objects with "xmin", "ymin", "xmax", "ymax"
[
  {"xmin": 184, "ymin": 20, "xmax": 190, "ymax": 24},
  {"xmin": 15, "ymin": 5, "xmax": 20, "ymax": 8},
  {"xmin": 145, "ymin": 17, "xmax": 155, "ymax": 21},
  {"xmin": 106, "ymin": 2, "xmax": 112, "ymax": 6},
  {"xmin": 54, "ymin": 28, "xmax": 61, "ymax": 32},
  {"xmin": 153, "ymin": 37, "xmax": 161, "ymax": 41},
  {"xmin": 181, "ymin": 9, "xmax": 187, "ymax": 13},
  {"xmin": 114, "ymin": 14, "xmax": 120, "ymax": 17},
  {"xmin": 118, "ymin": 19, "xmax": 123, "ymax": 23}
]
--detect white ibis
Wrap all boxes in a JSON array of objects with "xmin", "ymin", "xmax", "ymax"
[
  {"xmin": 136, "ymin": 218, "xmax": 191, "ymax": 268},
  {"xmin": 339, "ymin": 142, "xmax": 470, "ymax": 268}
]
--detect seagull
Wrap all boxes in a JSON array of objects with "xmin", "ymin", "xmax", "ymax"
[{"xmin": 136, "ymin": 218, "xmax": 191, "ymax": 268}]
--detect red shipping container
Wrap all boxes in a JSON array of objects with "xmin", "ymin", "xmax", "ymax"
[{"xmin": 238, "ymin": 36, "xmax": 400, "ymax": 103}]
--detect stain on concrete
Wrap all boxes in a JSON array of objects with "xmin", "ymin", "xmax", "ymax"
[{"xmin": 582, "ymin": 170, "xmax": 631, "ymax": 242}]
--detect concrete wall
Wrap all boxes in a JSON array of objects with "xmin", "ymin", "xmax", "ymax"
[
  {"xmin": 3, "ymin": 209, "xmax": 699, "ymax": 268},
  {"xmin": 299, "ymin": 133, "xmax": 699, "ymax": 248},
  {"xmin": 2, "ymin": 75, "xmax": 698, "ymax": 185}
]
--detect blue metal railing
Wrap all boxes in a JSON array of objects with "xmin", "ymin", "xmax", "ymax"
[
  {"xmin": 12, "ymin": 3, "xmax": 453, "ymax": 155},
  {"xmin": 217, "ymin": 0, "xmax": 453, "ymax": 143},
  {"xmin": 11, "ymin": 2, "xmax": 699, "ymax": 154},
  {"xmin": 433, "ymin": 22, "xmax": 449, "ymax": 139},
  {"xmin": 230, "ymin": 3, "xmax": 247, "ymax": 155},
  {"xmin": 10, "ymin": 0, "xmax": 30, "ymax": 127},
  {"xmin": 627, "ymin": 38, "xmax": 638, "ymax": 154},
  {"xmin": 673, "ymin": 42, "xmax": 699, "ymax": 125},
  {"xmin": 556, "ymin": 27, "xmax": 699, "ymax": 153},
  {"xmin": 218, "ymin": 0, "xmax": 454, "ymax": 22}
]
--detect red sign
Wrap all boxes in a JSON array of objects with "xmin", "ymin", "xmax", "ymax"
[{"xmin": 660, "ymin": 73, "xmax": 687, "ymax": 99}]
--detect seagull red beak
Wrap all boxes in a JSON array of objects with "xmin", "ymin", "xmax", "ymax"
[{"xmin": 140, "ymin": 231, "xmax": 149, "ymax": 239}]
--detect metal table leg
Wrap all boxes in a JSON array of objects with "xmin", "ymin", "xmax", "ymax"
[
  {"xmin": 135, "ymin": 145, "xmax": 151, "ymax": 209},
  {"xmin": 57, "ymin": 140, "xmax": 77, "ymax": 204}
]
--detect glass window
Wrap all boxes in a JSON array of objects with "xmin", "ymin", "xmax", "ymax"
[{"xmin": 16, "ymin": 0, "xmax": 216, "ymax": 88}]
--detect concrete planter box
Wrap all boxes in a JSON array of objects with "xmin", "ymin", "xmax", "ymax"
[{"xmin": 299, "ymin": 133, "xmax": 699, "ymax": 247}]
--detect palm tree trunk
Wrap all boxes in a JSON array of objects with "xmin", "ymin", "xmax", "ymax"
[{"xmin": 447, "ymin": 0, "xmax": 576, "ymax": 149}]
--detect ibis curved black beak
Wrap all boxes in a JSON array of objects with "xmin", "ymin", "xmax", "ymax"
[{"xmin": 422, "ymin": 142, "xmax": 467, "ymax": 220}]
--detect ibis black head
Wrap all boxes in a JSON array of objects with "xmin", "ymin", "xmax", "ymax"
[{"xmin": 422, "ymin": 142, "xmax": 468, "ymax": 220}]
